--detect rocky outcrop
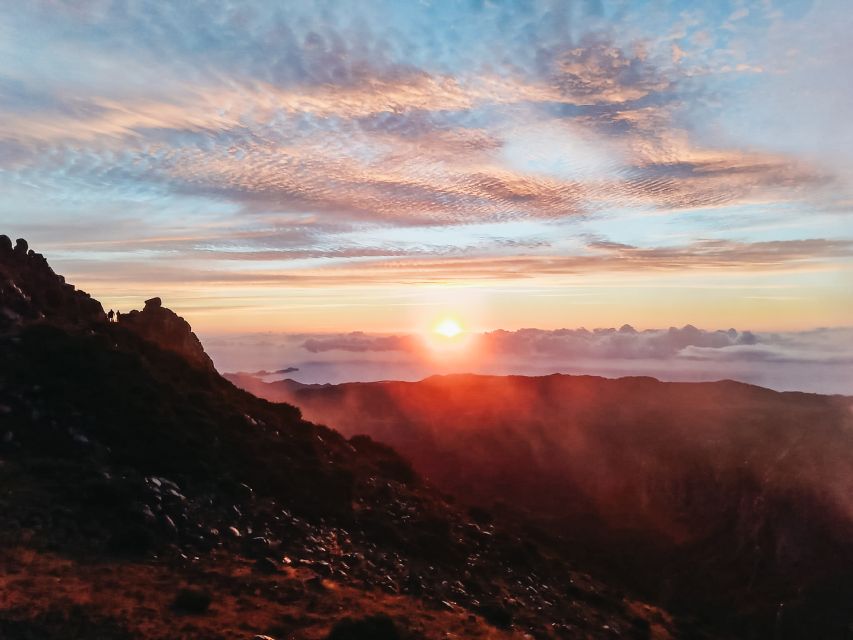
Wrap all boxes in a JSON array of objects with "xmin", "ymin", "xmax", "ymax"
[
  {"xmin": 1, "ymin": 234, "xmax": 214, "ymax": 372},
  {"xmin": 119, "ymin": 296, "xmax": 216, "ymax": 372},
  {"xmin": 0, "ymin": 234, "xmax": 105, "ymax": 331}
]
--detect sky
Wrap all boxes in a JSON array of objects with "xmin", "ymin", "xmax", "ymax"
[{"xmin": 0, "ymin": 1, "xmax": 851, "ymax": 344}]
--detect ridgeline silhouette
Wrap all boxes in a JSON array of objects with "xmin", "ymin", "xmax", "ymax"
[
  {"xmin": 0, "ymin": 236, "xmax": 682, "ymax": 639},
  {"xmin": 230, "ymin": 361, "xmax": 853, "ymax": 637}
]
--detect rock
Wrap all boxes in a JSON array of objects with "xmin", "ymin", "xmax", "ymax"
[
  {"xmin": 171, "ymin": 588, "xmax": 212, "ymax": 614},
  {"xmin": 0, "ymin": 236, "xmax": 105, "ymax": 327},
  {"xmin": 162, "ymin": 514, "xmax": 178, "ymax": 534},
  {"xmin": 71, "ymin": 433, "xmax": 90, "ymax": 445},
  {"xmin": 140, "ymin": 504, "xmax": 157, "ymax": 523},
  {"xmin": 254, "ymin": 557, "xmax": 279, "ymax": 574},
  {"xmin": 227, "ymin": 526, "xmax": 242, "ymax": 538},
  {"xmin": 246, "ymin": 535, "xmax": 271, "ymax": 557},
  {"xmin": 119, "ymin": 299, "xmax": 216, "ymax": 371}
]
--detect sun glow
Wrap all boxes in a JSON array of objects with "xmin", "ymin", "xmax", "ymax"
[
  {"xmin": 423, "ymin": 315, "xmax": 476, "ymax": 360},
  {"xmin": 434, "ymin": 318, "xmax": 463, "ymax": 338}
]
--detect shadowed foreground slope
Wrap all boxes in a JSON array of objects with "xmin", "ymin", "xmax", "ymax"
[
  {"xmin": 230, "ymin": 366, "xmax": 853, "ymax": 638},
  {"xmin": 0, "ymin": 236, "xmax": 683, "ymax": 639}
]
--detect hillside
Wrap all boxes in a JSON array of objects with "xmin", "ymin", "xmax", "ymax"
[
  {"xmin": 228, "ymin": 371, "xmax": 853, "ymax": 638},
  {"xmin": 0, "ymin": 235, "xmax": 686, "ymax": 639}
]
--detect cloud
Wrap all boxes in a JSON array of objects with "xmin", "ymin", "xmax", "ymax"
[
  {"xmin": 0, "ymin": 5, "xmax": 830, "ymax": 230},
  {"xmin": 551, "ymin": 38, "xmax": 673, "ymax": 105},
  {"xmin": 481, "ymin": 325, "xmax": 753, "ymax": 360},
  {"xmin": 302, "ymin": 332, "xmax": 416, "ymax": 354},
  {"xmin": 50, "ymin": 236, "xmax": 851, "ymax": 293},
  {"xmin": 0, "ymin": 0, "xmax": 849, "ymax": 320},
  {"xmin": 203, "ymin": 325, "xmax": 853, "ymax": 394},
  {"xmin": 293, "ymin": 238, "xmax": 852, "ymax": 285},
  {"xmin": 295, "ymin": 325, "xmax": 853, "ymax": 367}
]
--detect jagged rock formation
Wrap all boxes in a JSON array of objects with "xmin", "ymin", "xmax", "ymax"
[
  {"xmin": 0, "ymin": 234, "xmax": 104, "ymax": 330},
  {"xmin": 119, "ymin": 296, "xmax": 215, "ymax": 372},
  {"xmin": 0, "ymin": 232, "xmax": 211, "ymax": 371}
]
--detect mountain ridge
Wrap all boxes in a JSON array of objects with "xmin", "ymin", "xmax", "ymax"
[
  {"xmin": 229, "ymin": 368, "xmax": 853, "ymax": 638},
  {"xmin": 0, "ymin": 236, "xmax": 684, "ymax": 639}
]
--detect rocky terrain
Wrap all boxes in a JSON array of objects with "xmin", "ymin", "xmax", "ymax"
[
  {"xmin": 0, "ymin": 236, "xmax": 687, "ymax": 639},
  {"xmin": 229, "ymin": 370, "xmax": 853, "ymax": 638}
]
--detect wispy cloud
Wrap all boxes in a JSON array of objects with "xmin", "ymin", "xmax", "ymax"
[{"xmin": 0, "ymin": 0, "xmax": 850, "ymax": 330}]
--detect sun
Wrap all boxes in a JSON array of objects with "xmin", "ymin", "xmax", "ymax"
[{"xmin": 434, "ymin": 318, "xmax": 463, "ymax": 338}]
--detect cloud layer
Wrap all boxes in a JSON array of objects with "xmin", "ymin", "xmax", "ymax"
[
  {"xmin": 203, "ymin": 326, "xmax": 853, "ymax": 395},
  {"xmin": 296, "ymin": 325, "xmax": 853, "ymax": 365}
]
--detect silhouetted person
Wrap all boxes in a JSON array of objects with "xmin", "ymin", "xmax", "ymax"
[
  {"xmin": 107, "ymin": 309, "xmax": 115, "ymax": 322},
  {"xmin": 116, "ymin": 310, "xmax": 121, "ymax": 323}
]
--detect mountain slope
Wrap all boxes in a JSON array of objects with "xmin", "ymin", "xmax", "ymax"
[
  {"xmin": 0, "ymin": 236, "xmax": 681, "ymax": 639},
  {"xmin": 228, "ymin": 372, "xmax": 853, "ymax": 638}
]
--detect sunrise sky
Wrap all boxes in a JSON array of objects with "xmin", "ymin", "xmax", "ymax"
[{"xmin": 1, "ymin": 0, "xmax": 851, "ymax": 336}]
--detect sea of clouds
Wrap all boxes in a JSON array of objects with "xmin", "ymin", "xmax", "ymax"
[{"xmin": 202, "ymin": 326, "xmax": 853, "ymax": 395}]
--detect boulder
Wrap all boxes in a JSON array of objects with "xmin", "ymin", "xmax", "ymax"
[{"xmin": 119, "ymin": 299, "xmax": 216, "ymax": 372}]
